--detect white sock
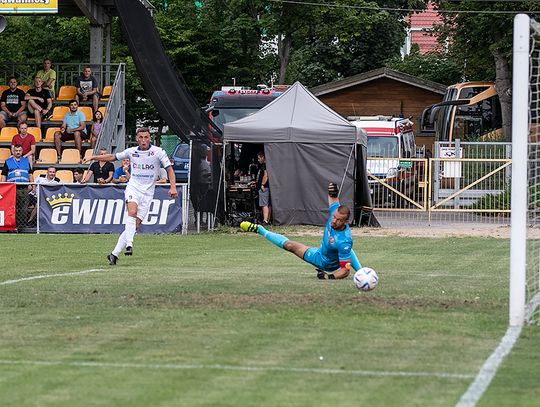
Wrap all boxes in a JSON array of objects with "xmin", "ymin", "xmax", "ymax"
[
  {"xmin": 125, "ymin": 216, "xmax": 137, "ymax": 247},
  {"xmin": 112, "ymin": 231, "xmax": 126, "ymax": 257}
]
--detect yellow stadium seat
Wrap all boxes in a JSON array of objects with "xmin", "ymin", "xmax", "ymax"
[
  {"xmin": 44, "ymin": 127, "xmax": 61, "ymax": 142},
  {"xmin": 56, "ymin": 169, "xmax": 74, "ymax": 183},
  {"xmin": 59, "ymin": 148, "xmax": 80, "ymax": 164},
  {"xmin": 38, "ymin": 148, "xmax": 57, "ymax": 164},
  {"xmin": 0, "ymin": 85, "xmax": 8, "ymax": 94},
  {"xmin": 83, "ymin": 149, "xmax": 94, "ymax": 161},
  {"xmin": 26, "ymin": 127, "xmax": 42, "ymax": 142},
  {"xmin": 0, "ymin": 147, "xmax": 11, "ymax": 163},
  {"xmin": 79, "ymin": 106, "xmax": 93, "ymax": 122},
  {"xmin": 101, "ymin": 85, "xmax": 112, "ymax": 100},
  {"xmin": 56, "ymin": 85, "xmax": 77, "ymax": 101},
  {"xmin": 50, "ymin": 106, "xmax": 69, "ymax": 121},
  {"xmin": 32, "ymin": 169, "xmax": 47, "ymax": 179},
  {"xmin": 98, "ymin": 106, "xmax": 106, "ymax": 117},
  {"xmin": 0, "ymin": 127, "xmax": 18, "ymax": 142},
  {"xmin": 17, "ymin": 85, "xmax": 30, "ymax": 93}
]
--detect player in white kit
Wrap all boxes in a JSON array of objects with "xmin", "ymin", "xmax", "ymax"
[{"xmin": 82, "ymin": 128, "xmax": 178, "ymax": 265}]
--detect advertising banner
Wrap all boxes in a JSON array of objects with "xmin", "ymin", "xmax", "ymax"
[
  {"xmin": 0, "ymin": 183, "xmax": 16, "ymax": 231},
  {"xmin": 38, "ymin": 184, "xmax": 182, "ymax": 233},
  {"xmin": 0, "ymin": 0, "xmax": 58, "ymax": 14}
]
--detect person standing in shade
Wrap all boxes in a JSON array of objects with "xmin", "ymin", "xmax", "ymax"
[
  {"xmin": 255, "ymin": 150, "xmax": 271, "ymax": 225},
  {"xmin": 35, "ymin": 58, "xmax": 57, "ymax": 98}
]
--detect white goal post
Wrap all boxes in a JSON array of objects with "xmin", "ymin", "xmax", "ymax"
[{"xmin": 511, "ymin": 14, "xmax": 540, "ymax": 326}]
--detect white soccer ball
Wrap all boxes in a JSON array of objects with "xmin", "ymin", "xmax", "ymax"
[{"xmin": 353, "ymin": 267, "xmax": 379, "ymax": 291}]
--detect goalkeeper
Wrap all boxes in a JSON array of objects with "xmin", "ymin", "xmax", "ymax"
[{"xmin": 240, "ymin": 182, "xmax": 362, "ymax": 279}]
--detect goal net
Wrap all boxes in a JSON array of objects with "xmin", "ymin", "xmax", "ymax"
[{"xmin": 512, "ymin": 14, "xmax": 540, "ymax": 325}]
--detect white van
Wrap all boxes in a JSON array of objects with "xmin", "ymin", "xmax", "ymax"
[{"xmin": 348, "ymin": 116, "xmax": 421, "ymax": 201}]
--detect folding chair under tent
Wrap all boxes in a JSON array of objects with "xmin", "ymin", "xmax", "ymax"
[{"xmin": 223, "ymin": 82, "xmax": 375, "ymax": 226}]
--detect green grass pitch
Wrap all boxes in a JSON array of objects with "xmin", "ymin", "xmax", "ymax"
[{"xmin": 0, "ymin": 231, "xmax": 539, "ymax": 406}]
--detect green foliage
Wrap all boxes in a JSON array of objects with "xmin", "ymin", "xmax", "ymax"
[
  {"xmin": 470, "ymin": 186, "xmax": 511, "ymax": 213},
  {"xmin": 387, "ymin": 47, "xmax": 462, "ymax": 85},
  {"xmin": 0, "ymin": 16, "xmax": 89, "ymax": 64},
  {"xmin": 431, "ymin": 1, "xmax": 540, "ymax": 81}
]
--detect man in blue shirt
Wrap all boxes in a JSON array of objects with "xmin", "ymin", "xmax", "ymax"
[
  {"xmin": 240, "ymin": 182, "xmax": 362, "ymax": 279},
  {"xmin": 1, "ymin": 144, "xmax": 33, "ymax": 183},
  {"xmin": 53, "ymin": 99, "xmax": 87, "ymax": 158},
  {"xmin": 1, "ymin": 144, "xmax": 34, "ymax": 229}
]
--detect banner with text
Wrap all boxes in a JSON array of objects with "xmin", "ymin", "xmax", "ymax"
[
  {"xmin": 0, "ymin": 183, "xmax": 16, "ymax": 231},
  {"xmin": 38, "ymin": 184, "xmax": 182, "ymax": 233},
  {"xmin": 0, "ymin": 0, "xmax": 58, "ymax": 14}
]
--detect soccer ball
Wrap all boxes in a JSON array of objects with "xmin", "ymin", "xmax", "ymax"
[{"xmin": 353, "ymin": 267, "xmax": 379, "ymax": 291}]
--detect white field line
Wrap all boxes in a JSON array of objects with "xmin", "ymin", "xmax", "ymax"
[
  {"xmin": 455, "ymin": 325, "xmax": 522, "ymax": 407},
  {"xmin": 0, "ymin": 359, "xmax": 474, "ymax": 380},
  {"xmin": 0, "ymin": 269, "xmax": 103, "ymax": 286}
]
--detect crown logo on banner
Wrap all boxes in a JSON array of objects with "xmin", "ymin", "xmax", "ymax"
[{"xmin": 46, "ymin": 193, "xmax": 75, "ymax": 209}]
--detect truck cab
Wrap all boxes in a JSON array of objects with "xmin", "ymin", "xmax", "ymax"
[{"xmin": 348, "ymin": 116, "xmax": 420, "ymax": 203}]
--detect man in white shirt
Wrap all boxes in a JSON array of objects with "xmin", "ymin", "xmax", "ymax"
[
  {"xmin": 34, "ymin": 166, "xmax": 60, "ymax": 185},
  {"xmin": 82, "ymin": 128, "xmax": 177, "ymax": 265}
]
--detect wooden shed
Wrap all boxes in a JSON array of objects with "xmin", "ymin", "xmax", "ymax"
[{"xmin": 310, "ymin": 68, "xmax": 447, "ymax": 148}]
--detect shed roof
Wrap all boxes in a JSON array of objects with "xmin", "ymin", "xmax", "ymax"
[{"xmin": 310, "ymin": 67, "xmax": 447, "ymax": 97}]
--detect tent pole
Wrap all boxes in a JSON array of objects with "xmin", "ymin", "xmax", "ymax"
[
  {"xmin": 213, "ymin": 143, "xmax": 227, "ymax": 228},
  {"xmin": 338, "ymin": 143, "xmax": 356, "ymax": 196}
]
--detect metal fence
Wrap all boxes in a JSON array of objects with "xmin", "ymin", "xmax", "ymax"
[{"xmin": 369, "ymin": 141, "xmax": 513, "ymax": 227}]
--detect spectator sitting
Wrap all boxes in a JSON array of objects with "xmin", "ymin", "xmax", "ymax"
[
  {"xmin": 73, "ymin": 167, "xmax": 85, "ymax": 183},
  {"xmin": 25, "ymin": 76, "xmax": 52, "ymax": 129},
  {"xmin": 34, "ymin": 166, "xmax": 60, "ymax": 185},
  {"xmin": 29, "ymin": 166, "xmax": 59, "ymax": 224},
  {"xmin": 53, "ymin": 99, "xmax": 87, "ymax": 158},
  {"xmin": 11, "ymin": 122, "xmax": 36, "ymax": 166},
  {"xmin": 0, "ymin": 77, "xmax": 27, "ymax": 129},
  {"xmin": 112, "ymin": 158, "xmax": 130, "ymax": 184},
  {"xmin": 156, "ymin": 166, "xmax": 168, "ymax": 184},
  {"xmin": 82, "ymin": 147, "xmax": 114, "ymax": 184},
  {"xmin": 90, "ymin": 110, "xmax": 103, "ymax": 150},
  {"xmin": 75, "ymin": 66, "xmax": 99, "ymax": 113},
  {"xmin": 35, "ymin": 58, "xmax": 56, "ymax": 98}
]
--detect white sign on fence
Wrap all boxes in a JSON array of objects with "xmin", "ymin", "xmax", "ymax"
[{"xmin": 439, "ymin": 146, "xmax": 463, "ymax": 178}]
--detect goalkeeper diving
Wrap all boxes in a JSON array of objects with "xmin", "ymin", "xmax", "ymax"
[{"xmin": 241, "ymin": 182, "xmax": 362, "ymax": 279}]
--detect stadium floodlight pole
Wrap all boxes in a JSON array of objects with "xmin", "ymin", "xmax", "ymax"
[{"xmin": 509, "ymin": 13, "xmax": 529, "ymax": 327}]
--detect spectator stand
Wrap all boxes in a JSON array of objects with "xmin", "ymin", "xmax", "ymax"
[{"xmin": 0, "ymin": 62, "xmax": 125, "ymax": 173}]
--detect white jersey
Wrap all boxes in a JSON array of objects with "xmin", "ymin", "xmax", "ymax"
[{"xmin": 115, "ymin": 144, "xmax": 170, "ymax": 195}]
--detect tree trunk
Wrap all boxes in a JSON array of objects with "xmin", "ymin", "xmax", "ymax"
[
  {"xmin": 277, "ymin": 34, "xmax": 292, "ymax": 85},
  {"xmin": 492, "ymin": 49, "xmax": 512, "ymax": 141}
]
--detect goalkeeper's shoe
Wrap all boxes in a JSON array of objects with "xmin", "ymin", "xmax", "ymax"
[
  {"xmin": 240, "ymin": 221, "xmax": 259, "ymax": 233},
  {"xmin": 107, "ymin": 253, "xmax": 118, "ymax": 266},
  {"xmin": 125, "ymin": 246, "xmax": 133, "ymax": 256}
]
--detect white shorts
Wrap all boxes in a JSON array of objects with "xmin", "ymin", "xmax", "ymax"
[{"xmin": 125, "ymin": 185, "xmax": 154, "ymax": 221}]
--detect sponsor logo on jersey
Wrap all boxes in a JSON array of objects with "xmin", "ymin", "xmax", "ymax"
[{"xmin": 133, "ymin": 163, "xmax": 155, "ymax": 170}]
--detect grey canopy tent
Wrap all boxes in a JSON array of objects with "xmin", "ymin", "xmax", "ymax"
[{"xmin": 223, "ymin": 82, "xmax": 374, "ymax": 226}]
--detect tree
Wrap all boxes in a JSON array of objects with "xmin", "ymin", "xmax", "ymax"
[
  {"xmin": 432, "ymin": 1, "xmax": 540, "ymax": 139},
  {"xmin": 386, "ymin": 46, "xmax": 462, "ymax": 85},
  {"xmin": 263, "ymin": 0, "xmax": 427, "ymax": 85}
]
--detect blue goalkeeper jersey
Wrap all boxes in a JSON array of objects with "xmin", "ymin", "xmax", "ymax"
[{"xmin": 319, "ymin": 202, "xmax": 353, "ymax": 270}]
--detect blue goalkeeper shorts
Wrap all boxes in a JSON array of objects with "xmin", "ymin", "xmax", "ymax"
[{"xmin": 303, "ymin": 248, "xmax": 339, "ymax": 272}]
